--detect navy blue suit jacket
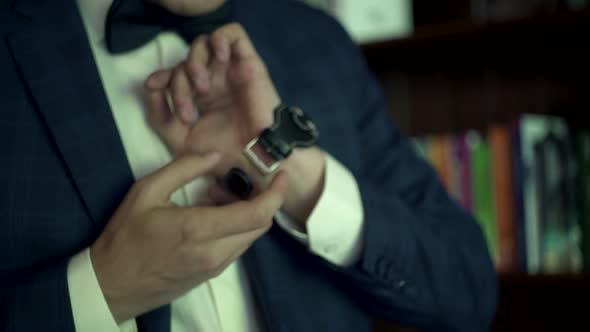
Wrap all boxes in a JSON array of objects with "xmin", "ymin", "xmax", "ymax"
[{"xmin": 0, "ymin": 0, "xmax": 497, "ymax": 331}]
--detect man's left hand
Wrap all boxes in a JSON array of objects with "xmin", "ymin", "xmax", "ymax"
[{"xmin": 144, "ymin": 23, "xmax": 326, "ymax": 225}]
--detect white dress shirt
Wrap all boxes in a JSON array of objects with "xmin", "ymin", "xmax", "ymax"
[{"xmin": 67, "ymin": 1, "xmax": 365, "ymax": 331}]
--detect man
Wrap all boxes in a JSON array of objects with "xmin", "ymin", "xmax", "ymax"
[{"xmin": 0, "ymin": 0, "xmax": 497, "ymax": 331}]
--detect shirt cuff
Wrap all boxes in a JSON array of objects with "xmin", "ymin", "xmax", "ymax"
[
  {"xmin": 275, "ymin": 153, "xmax": 365, "ymax": 267},
  {"xmin": 67, "ymin": 248, "xmax": 138, "ymax": 332}
]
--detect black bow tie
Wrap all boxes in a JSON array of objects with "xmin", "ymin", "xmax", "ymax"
[{"xmin": 105, "ymin": 0, "xmax": 234, "ymax": 54}]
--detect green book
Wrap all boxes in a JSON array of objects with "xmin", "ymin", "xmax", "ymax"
[{"xmin": 468, "ymin": 131, "xmax": 499, "ymax": 263}]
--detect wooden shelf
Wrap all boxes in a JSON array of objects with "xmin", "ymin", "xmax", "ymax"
[
  {"xmin": 495, "ymin": 273, "xmax": 590, "ymax": 331},
  {"xmin": 361, "ymin": 9, "xmax": 590, "ymax": 71},
  {"xmin": 364, "ymin": 5, "xmax": 590, "ymax": 332},
  {"xmin": 499, "ymin": 272, "xmax": 590, "ymax": 284},
  {"xmin": 360, "ymin": 9, "xmax": 590, "ymax": 136}
]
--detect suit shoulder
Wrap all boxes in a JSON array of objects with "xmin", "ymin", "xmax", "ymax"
[
  {"xmin": 285, "ymin": 1, "xmax": 354, "ymax": 43},
  {"xmin": 240, "ymin": 0, "xmax": 357, "ymax": 50}
]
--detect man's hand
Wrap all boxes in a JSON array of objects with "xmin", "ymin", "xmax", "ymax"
[
  {"xmin": 90, "ymin": 153, "xmax": 288, "ymax": 323},
  {"xmin": 144, "ymin": 23, "xmax": 326, "ymax": 224}
]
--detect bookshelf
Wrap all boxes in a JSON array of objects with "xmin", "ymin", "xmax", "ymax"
[
  {"xmin": 361, "ymin": 6, "xmax": 590, "ymax": 332},
  {"xmin": 361, "ymin": 8, "xmax": 590, "ymax": 136}
]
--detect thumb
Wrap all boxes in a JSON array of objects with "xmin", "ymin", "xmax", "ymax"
[
  {"xmin": 233, "ymin": 171, "xmax": 289, "ymax": 223},
  {"xmin": 145, "ymin": 152, "xmax": 222, "ymax": 202}
]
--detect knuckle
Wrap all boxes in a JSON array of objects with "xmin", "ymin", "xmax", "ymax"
[{"xmin": 185, "ymin": 61, "xmax": 200, "ymax": 78}]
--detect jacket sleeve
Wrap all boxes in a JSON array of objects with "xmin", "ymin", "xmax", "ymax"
[{"xmin": 320, "ymin": 28, "xmax": 499, "ymax": 332}]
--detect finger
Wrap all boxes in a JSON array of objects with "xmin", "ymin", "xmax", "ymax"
[
  {"xmin": 197, "ymin": 171, "xmax": 288, "ymax": 237},
  {"xmin": 240, "ymin": 170, "xmax": 288, "ymax": 217},
  {"xmin": 145, "ymin": 69, "xmax": 173, "ymax": 91},
  {"xmin": 207, "ymin": 184, "xmax": 240, "ymax": 206},
  {"xmin": 186, "ymin": 225, "xmax": 267, "ymax": 276},
  {"xmin": 209, "ymin": 32, "xmax": 230, "ymax": 63},
  {"xmin": 186, "ymin": 35, "xmax": 211, "ymax": 96},
  {"xmin": 145, "ymin": 71, "xmax": 174, "ymax": 126},
  {"xmin": 196, "ymin": 35, "xmax": 231, "ymax": 115},
  {"xmin": 145, "ymin": 152, "xmax": 222, "ymax": 201},
  {"xmin": 231, "ymin": 37, "xmax": 255, "ymax": 62},
  {"xmin": 211, "ymin": 226, "xmax": 267, "ymax": 263},
  {"xmin": 144, "ymin": 71, "xmax": 188, "ymax": 154},
  {"xmin": 170, "ymin": 65, "xmax": 196, "ymax": 125},
  {"xmin": 211, "ymin": 23, "xmax": 258, "ymax": 60}
]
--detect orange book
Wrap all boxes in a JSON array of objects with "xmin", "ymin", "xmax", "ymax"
[
  {"xmin": 428, "ymin": 134, "xmax": 452, "ymax": 191},
  {"xmin": 489, "ymin": 125, "xmax": 517, "ymax": 273}
]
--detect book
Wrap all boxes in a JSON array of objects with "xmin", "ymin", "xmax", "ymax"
[
  {"xmin": 514, "ymin": 114, "xmax": 549, "ymax": 274},
  {"xmin": 428, "ymin": 134, "xmax": 452, "ymax": 190},
  {"xmin": 533, "ymin": 123, "xmax": 582, "ymax": 274},
  {"xmin": 445, "ymin": 135, "xmax": 463, "ymax": 204},
  {"xmin": 514, "ymin": 114, "xmax": 582, "ymax": 274},
  {"xmin": 456, "ymin": 133, "xmax": 474, "ymax": 212},
  {"xmin": 489, "ymin": 124, "xmax": 518, "ymax": 272},
  {"xmin": 411, "ymin": 117, "xmax": 588, "ymax": 275},
  {"xmin": 469, "ymin": 131, "xmax": 499, "ymax": 263}
]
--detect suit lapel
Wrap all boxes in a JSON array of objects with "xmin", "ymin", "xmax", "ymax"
[
  {"xmin": 8, "ymin": 1, "xmax": 171, "ymax": 330},
  {"xmin": 8, "ymin": 0, "xmax": 134, "ymax": 228},
  {"xmin": 7, "ymin": 2, "xmax": 298, "ymax": 332}
]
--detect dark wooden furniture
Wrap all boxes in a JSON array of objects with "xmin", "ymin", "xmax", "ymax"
[{"xmin": 362, "ymin": 6, "xmax": 590, "ymax": 332}]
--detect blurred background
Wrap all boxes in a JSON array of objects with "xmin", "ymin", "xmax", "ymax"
[{"xmin": 299, "ymin": 0, "xmax": 590, "ymax": 331}]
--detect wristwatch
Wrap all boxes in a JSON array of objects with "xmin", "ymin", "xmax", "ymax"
[
  {"xmin": 223, "ymin": 104, "xmax": 319, "ymax": 199},
  {"xmin": 244, "ymin": 104, "xmax": 320, "ymax": 175}
]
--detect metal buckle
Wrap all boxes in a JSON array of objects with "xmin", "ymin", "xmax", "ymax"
[{"xmin": 243, "ymin": 138, "xmax": 281, "ymax": 175}]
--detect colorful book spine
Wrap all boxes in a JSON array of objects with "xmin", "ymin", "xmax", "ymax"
[
  {"xmin": 411, "ymin": 117, "xmax": 590, "ymax": 274},
  {"xmin": 456, "ymin": 133, "xmax": 473, "ymax": 212},
  {"xmin": 469, "ymin": 131, "xmax": 499, "ymax": 263},
  {"xmin": 428, "ymin": 134, "xmax": 451, "ymax": 190},
  {"xmin": 489, "ymin": 125, "xmax": 518, "ymax": 273}
]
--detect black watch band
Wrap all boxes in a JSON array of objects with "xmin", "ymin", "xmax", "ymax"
[{"xmin": 244, "ymin": 104, "xmax": 319, "ymax": 174}]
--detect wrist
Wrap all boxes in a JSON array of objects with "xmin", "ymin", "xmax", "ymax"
[
  {"xmin": 280, "ymin": 147, "xmax": 326, "ymax": 223},
  {"xmin": 89, "ymin": 241, "xmax": 143, "ymax": 324}
]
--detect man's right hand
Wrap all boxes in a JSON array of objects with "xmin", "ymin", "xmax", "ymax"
[{"xmin": 89, "ymin": 153, "xmax": 288, "ymax": 323}]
